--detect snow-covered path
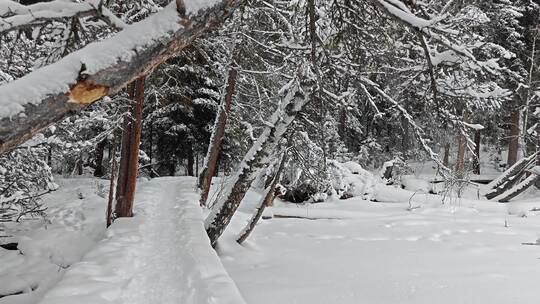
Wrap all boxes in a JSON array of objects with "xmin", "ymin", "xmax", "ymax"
[
  {"xmin": 220, "ymin": 191, "xmax": 540, "ymax": 304},
  {"xmin": 39, "ymin": 177, "xmax": 245, "ymax": 304}
]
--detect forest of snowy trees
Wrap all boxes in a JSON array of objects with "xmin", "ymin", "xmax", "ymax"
[{"xmin": 1, "ymin": 0, "xmax": 540, "ymax": 303}]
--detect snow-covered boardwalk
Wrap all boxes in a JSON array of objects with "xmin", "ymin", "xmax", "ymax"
[{"xmin": 39, "ymin": 177, "xmax": 245, "ymax": 304}]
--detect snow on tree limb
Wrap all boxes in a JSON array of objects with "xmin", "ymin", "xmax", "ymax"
[
  {"xmin": 0, "ymin": 0, "xmax": 126, "ymax": 34},
  {"xmin": 0, "ymin": 0, "xmax": 244, "ymax": 154},
  {"xmin": 373, "ymin": 0, "xmax": 503, "ymax": 75}
]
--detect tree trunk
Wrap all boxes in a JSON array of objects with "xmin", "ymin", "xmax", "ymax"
[
  {"xmin": 507, "ymin": 109, "xmax": 519, "ymax": 166},
  {"xmin": 237, "ymin": 153, "xmax": 287, "ymax": 244},
  {"xmin": 455, "ymin": 110, "xmax": 468, "ymax": 173},
  {"xmin": 114, "ymin": 76, "xmax": 145, "ymax": 218},
  {"xmin": 187, "ymin": 143, "xmax": 194, "ymax": 176},
  {"xmin": 94, "ymin": 139, "xmax": 107, "ymax": 177},
  {"xmin": 205, "ymin": 70, "xmax": 313, "ymax": 247},
  {"xmin": 199, "ymin": 68, "xmax": 238, "ymax": 206},
  {"xmin": 106, "ymin": 136, "xmax": 118, "ymax": 227},
  {"xmin": 443, "ymin": 142, "xmax": 450, "ymax": 167},
  {"xmin": 473, "ymin": 129, "xmax": 481, "ymax": 175},
  {"xmin": 401, "ymin": 114, "xmax": 410, "ymax": 156},
  {"xmin": 496, "ymin": 173, "xmax": 539, "ymax": 202}
]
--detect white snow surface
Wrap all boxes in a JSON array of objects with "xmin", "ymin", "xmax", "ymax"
[
  {"xmin": 0, "ymin": 0, "xmax": 220, "ymax": 119},
  {"xmin": 39, "ymin": 177, "xmax": 244, "ymax": 304},
  {"xmin": 219, "ymin": 182, "xmax": 540, "ymax": 304},
  {"xmin": 0, "ymin": 176, "xmax": 244, "ymax": 304}
]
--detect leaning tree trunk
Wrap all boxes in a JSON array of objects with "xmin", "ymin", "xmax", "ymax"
[
  {"xmin": 496, "ymin": 173, "xmax": 539, "ymax": 202},
  {"xmin": 237, "ymin": 153, "xmax": 286, "ymax": 244},
  {"xmin": 199, "ymin": 68, "xmax": 238, "ymax": 206},
  {"xmin": 507, "ymin": 109, "xmax": 520, "ymax": 166},
  {"xmin": 114, "ymin": 76, "xmax": 145, "ymax": 218},
  {"xmin": 205, "ymin": 68, "xmax": 314, "ymax": 247}
]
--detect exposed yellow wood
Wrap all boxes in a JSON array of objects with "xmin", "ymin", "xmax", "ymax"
[{"xmin": 67, "ymin": 80, "xmax": 108, "ymax": 104}]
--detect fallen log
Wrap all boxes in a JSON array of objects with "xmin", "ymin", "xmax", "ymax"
[
  {"xmin": 494, "ymin": 172, "xmax": 539, "ymax": 203},
  {"xmin": 0, "ymin": 0, "xmax": 245, "ymax": 154}
]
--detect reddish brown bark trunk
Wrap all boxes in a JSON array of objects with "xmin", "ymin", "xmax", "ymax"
[
  {"xmin": 199, "ymin": 68, "xmax": 238, "ymax": 206},
  {"xmin": 115, "ymin": 76, "xmax": 145, "ymax": 218},
  {"xmin": 507, "ymin": 110, "xmax": 519, "ymax": 166}
]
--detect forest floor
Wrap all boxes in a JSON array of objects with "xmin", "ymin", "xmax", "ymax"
[
  {"xmin": 1, "ymin": 174, "xmax": 540, "ymax": 304},
  {"xmin": 219, "ymin": 183, "xmax": 540, "ymax": 304}
]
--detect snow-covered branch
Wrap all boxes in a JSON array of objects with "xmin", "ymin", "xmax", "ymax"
[
  {"xmin": 0, "ymin": 0, "xmax": 125, "ymax": 34},
  {"xmin": 0, "ymin": 0, "xmax": 245, "ymax": 154}
]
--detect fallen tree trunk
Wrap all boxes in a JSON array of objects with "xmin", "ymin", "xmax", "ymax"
[
  {"xmin": 0, "ymin": 0, "xmax": 245, "ymax": 154},
  {"xmin": 485, "ymin": 152, "xmax": 538, "ymax": 199},
  {"xmin": 495, "ymin": 173, "xmax": 539, "ymax": 203}
]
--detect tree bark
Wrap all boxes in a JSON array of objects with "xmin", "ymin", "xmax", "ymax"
[
  {"xmin": 114, "ymin": 76, "xmax": 145, "ymax": 218},
  {"xmin": 205, "ymin": 70, "xmax": 314, "ymax": 247},
  {"xmin": 187, "ymin": 143, "xmax": 194, "ymax": 176},
  {"xmin": 106, "ymin": 136, "xmax": 118, "ymax": 227},
  {"xmin": 455, "ymin": 110, "xmax": 468, "ymax": 174},
  {"xmin": 237, "ymin": 153, "xmax": 287, "ymax": 244},
  {"xmin": 199, "ymin": 68, "xmax": 238, "ymax": 206},
  {"xmin": 93, "ymin": 139, "xmax": 107, "ymax": 177},
  {"xmin": 443, "ymin": 142, "xmax": 450, "ymax": 167},
  {"xmin": 496, "ymin": 173, "xmax": 539, "ymax": 202},
  {"xmin": 507, "ymin": 109, "xmax": 520, "ymax": 166},
  {"xmin": 473, "ymin": 129, "xmax": 481, "ymax": 175},
  {"xmin": 0, "ymin": 0, "xmax": 245, "ymax": 155}
]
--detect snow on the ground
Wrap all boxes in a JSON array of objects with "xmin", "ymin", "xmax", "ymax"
[
  {"xmin": 219, "ymin": 184, "xmax": 540, "ymax": 304},
  {"xmin": 0, "ymin": 177, "xmax": 108, "ymax": 304},
  {"xmin": 3, "ymin": 173, "xmax": 540, "ymax": 304},
  {"xmin": 1, "ymin": 177, "xmax": 244, "ymax": 304}
]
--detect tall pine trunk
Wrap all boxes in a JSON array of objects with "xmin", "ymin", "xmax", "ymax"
[
  {"xmin": 199, "ymin": 68, "xmax": 238, "ymax": 206},
  {"xmin": 205, "ymin": 69, "xmax": 314, "ymax": 247},
  {"xmin": 114, "ymin": 76, "xmax": 146, "ymax": 218},
  {"xmin": 507, "ymin": 109, "xmax": 519, "ymax": 166}
]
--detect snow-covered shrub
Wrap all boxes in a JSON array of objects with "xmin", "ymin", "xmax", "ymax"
[
  {"xmin": 327, "ymin": 160, "xmax": 375, "ymax": 200},
  {"xmin": 0, "ymin": 147, "xmax": 58, "ymax": 223}
]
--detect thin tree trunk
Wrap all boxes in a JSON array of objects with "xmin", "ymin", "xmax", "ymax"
[
  {"xmin": 507, "ymin": 110, "xmax": 519, "ymax": 167},
  {"xmin": 443, "ymin": 142, "xmax": 450, "ymax": 167},
  {"xmin": 473, "ymin": 129, "xmax": 481, "ymax": 175},
  {"xmin": 199, "ymin": 68, "xmax": 238, "ymax": 206},
  {"xmin": 187, "ymin": 143, "xmax": 194, "ymax": 176},
  {"xmin": 205, "ymin": 71, "xmax": 313, "ymax": 247},
  {"xmin": 237, "ymin": 153, "xmax": 287, "ymax": 244},
  {"xmin": 455, "ymin": 110, "xmax": 468, "ymax": 173},
  {"xmin": 94, "ymin": 139, "xmax": 107, "ymax": 177},
  {"xmin": 106, "ymin": 136, "xmax": 118, "ymax": 227},
  {"xmin": 115, "ymin": 76, "xmax": 145, "ymax": 218}
]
